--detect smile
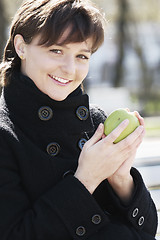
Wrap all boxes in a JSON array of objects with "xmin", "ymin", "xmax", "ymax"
[{"xmin": 49, "ymin": 75, "xmax": 71, "ymax": 85}]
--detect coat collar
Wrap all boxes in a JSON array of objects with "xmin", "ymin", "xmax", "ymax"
[{"xmin": 2, "ymin": 71, "xmax": 94, "ymax": 136}]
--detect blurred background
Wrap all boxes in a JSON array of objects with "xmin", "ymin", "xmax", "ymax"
[{"xmin": 0, "ymin": 0, "xmax": 160, "ymax": 238}]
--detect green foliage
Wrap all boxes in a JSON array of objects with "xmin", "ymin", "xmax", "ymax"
[
  {"xmin": 145, "ymin": 116, "xmax": 160, "ymax": 137},
  {"xmin": 144, "ymin": 100, "xmax": 160, "ymax": 116}
]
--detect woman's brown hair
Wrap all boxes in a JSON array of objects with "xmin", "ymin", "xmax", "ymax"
[{"xmin": 0, "ymin": 0, "xmax": 106, "ymax": 86}]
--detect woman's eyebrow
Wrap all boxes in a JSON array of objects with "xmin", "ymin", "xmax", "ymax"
[
  {"xmin": 54, "ymin": 44, "xmax": 91, "ymax": 53},
  {"xmin": 81, "ymin": 49, "xmax": 92, "ymax": 53}
]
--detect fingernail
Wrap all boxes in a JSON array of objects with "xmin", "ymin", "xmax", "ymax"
[
  {"xmin": 98, "ymin": 123, "xmax": 103, "ymax": 130},
  {"xmin": 138, "ymin": 126, "xmax": 144, "ymax": 131},
  {"xmin": 123, "ymin": 119, "xmax": 129, "ymax": 125},
  {"xmin": 137, "ymin": 126, "xmax": 144, "ymax": 133}
]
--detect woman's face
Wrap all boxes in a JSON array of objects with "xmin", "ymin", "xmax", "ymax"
[{"xmin": 18, "ymin": 30, "xmax": 92, "ymax": 101}]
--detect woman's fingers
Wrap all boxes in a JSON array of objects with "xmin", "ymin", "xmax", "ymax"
[
  {"xmin": 86, "ymin": 111, "xmax": 145, "ymax": 148},
  {"xmin": 118, "ymin": 125, "xmax": 144, "ymax": 150},
  {"xmin": 134, "ymin": 111, "xmax": 145, "ymax": 126},
  {"xmin": 105, "ymin": 119, "xmax": 129, "ymax": 143},
  {"xmin": 85, "ymin": 123, "xmax": 104, "ymax": 148}
]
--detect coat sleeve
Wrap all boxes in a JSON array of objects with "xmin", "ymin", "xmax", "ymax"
[
  {"xmin": 90, "ymin": 105, "xmax": 158, "ymax": 237},
  {"xmin": 0, "ymin": 130, "xmax": 110, "ymax": 240},
  {"xmin": 93, "ymin": 167, "xmax": 158, "ymax": 237}
]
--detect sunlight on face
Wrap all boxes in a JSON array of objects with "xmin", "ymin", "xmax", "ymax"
[{"xmin": 21, "ymin": 28, "xmax": 93, "ymax": 101}]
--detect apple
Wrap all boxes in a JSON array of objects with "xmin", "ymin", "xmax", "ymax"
[{"xmin": 104, "ymin": 108, "xmax": 140, "ymax": 143}]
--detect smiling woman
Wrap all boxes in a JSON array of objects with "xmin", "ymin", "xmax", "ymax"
[
  {"xmin": 0, "ymin": 0, "xmax": 158, "ymax": 240},
  {"xmin": 1, "ymin": 0, "xmax": 105, "ymax": 86},
  {"xmin": 14, "ymin": 32, "xmax": 93, "ymax": 100}
]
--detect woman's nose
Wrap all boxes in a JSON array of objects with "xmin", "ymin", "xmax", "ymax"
[{"xmin": 61, "ymin": 56, "xmax": 76, "ymax": 76}]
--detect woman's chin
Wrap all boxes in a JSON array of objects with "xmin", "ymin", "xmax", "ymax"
[{"xmin": 48, "ymin": 92, "xmax": 69, "ymax": 102}]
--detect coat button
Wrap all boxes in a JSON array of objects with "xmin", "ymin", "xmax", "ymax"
[
  {"xmin": 138, "ymin": 216, "xmax": 145, "ymax": 226},
  {"xmin": 92, "ymin": 214, "xmax": 102, "ymax": 225},
  {"xmin": 132, "ymin": 208, "xmax": 139, "ymax": 218},
  {"xmin": 38, "ymin": 106, "xmax": 53, "ymax": 121},
  {"xmin": 76, "ymin": 106, "xmax": 89, "ymax": 120},
  {"xmin": 78, "ymin": 138, "xmax": 87, "ymax": 150},
  {"xmin": 76, "ymin": 226, "xmax": 86, "ymax": 236},
  {"xmin": 46, "ymin": 142, "xmax": 60, "ymax": 156}
]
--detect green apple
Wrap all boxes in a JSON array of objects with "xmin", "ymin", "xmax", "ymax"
[{"xmin": 104, "ymin": 108, "xmax": 140, "ymax": 143}]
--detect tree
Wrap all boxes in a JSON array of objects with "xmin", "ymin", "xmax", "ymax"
[{"xmin": 112, "ymin": 0, "xmax": 129, "ymax": 87}]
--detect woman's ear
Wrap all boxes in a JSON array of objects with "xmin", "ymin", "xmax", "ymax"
[{"xmin": 14, "ymin": 34, "xmax": 26, "ymax": 60}]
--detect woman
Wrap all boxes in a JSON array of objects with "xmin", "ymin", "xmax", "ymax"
[{"xmin": 0, "ymin": 0, "xmax": 158, "ymax": 239}]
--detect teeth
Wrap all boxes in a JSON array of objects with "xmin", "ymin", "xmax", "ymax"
[{"xmin": 51, "ymin": 75, "xmax": 70, "ymax": 84}]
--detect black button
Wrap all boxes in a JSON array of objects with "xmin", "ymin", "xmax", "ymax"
[
  {"xmin": 47, "ymin": 142, "xmax": 60, "ymax": 156},
  {"xmin": 92, "ymin": 214, "xmax": 101, "ymax": 225},
  {"xmin": 78, "ymin": 138, "xmax": 87, "ymax": 150},
  {"xmin": 138, "ymin": 216, "xmax": 145, "ymax": 226},
  {"xmin": 38, "ymin": 106, "xmax": 53, "ymax": 121},
  {"xmin": 76, "ymin": 106, "xmax": 89, "ymax": 120},
  {"xmin": 132, "ymin": 208, "xmax": 139, "ymax": 218},
  {"xmin": 76, "ymin": 226, "xmax": 86, "ymax": 236}
]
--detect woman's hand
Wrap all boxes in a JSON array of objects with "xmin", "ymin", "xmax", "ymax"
[
  {"xmin": 74, "ymin": 112, "xmax": 145, "ymax": 194},
  {"xmin": 107, "ymin": 111, "xmax": 145, "ymax": 202}
]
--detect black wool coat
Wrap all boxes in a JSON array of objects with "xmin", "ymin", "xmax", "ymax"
[{"xmin": 0, "ymin": 72, "xmax": 158, "ymax": 240}]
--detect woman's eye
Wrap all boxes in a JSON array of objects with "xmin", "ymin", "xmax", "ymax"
[
  {"xmin": 77, "ymin": 54, "xmax": 89, "ymax": 60},
  {"xmin": 50, "ymin": 49, "xmax": 62, "ymax": 54}
]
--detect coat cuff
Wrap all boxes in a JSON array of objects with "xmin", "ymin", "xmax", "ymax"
[
  {"xmin": 106, "ymin": 168, "xmax": 154, "ymax": 230},
  {"xmin": 44, "ymin": 175, "xmax": 109, "ymax": 239},
  {"xmin": 127, "ymin": 168, "xmax": 152, "ymax": 230}
]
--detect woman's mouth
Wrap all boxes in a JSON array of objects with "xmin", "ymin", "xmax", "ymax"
[{"xmin": 49, "ymin": 74, "xmax": 72, "ymax": 85}]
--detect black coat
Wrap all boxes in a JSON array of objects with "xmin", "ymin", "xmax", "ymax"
[{"xmin": 0, "ymin": 72, "xmax": 158, "ymax": 240}]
